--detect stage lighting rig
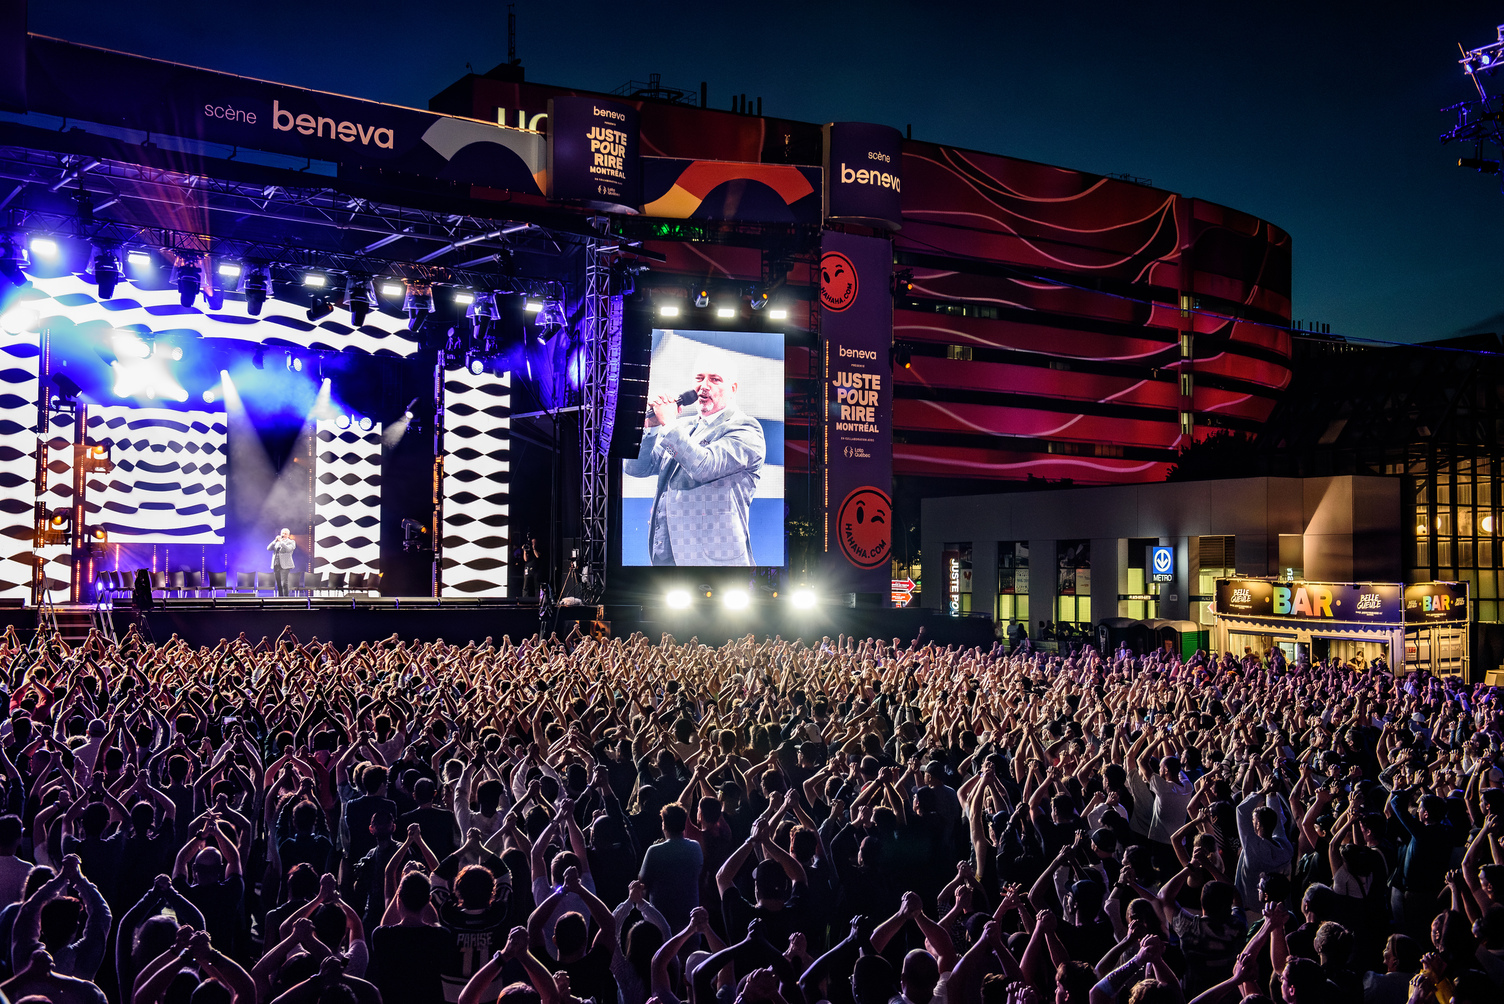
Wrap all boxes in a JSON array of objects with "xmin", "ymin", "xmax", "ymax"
[
  {"xmin": 306, "ymin": 295, "xmax": 335, "ymax": 321},
  {"xmin": 404, "ymin": 281, "xmax": 433, "ymax": 334},
  {"xmin": 252, "ymin": 347, "xmax": 265, "ymax": 370},
  {"xmin": 1444, "ymin": 23, "xmax": 1504, "ymax": 192},
  {"xmin": 346, "ymin": 276, "xmax": 375, "ymax": 326},
  {"xmin": 174, "ymin": 257, "xmax": 203, "ymax": 307},
  {"xmin": 76, "ymin": 441, "xmax": 113, "ymax": 476},
  {"xmin": 243, "ymin": 266, "xmax": 272, "ymax": 315},
  {"xmin": 401, "ymin": 518, "xmax": 431, "ymax": 552},
  {"xmin": 467, "ymin": 291, "xmax": 497, "ymax": 345},
  {"xmin": 694, "ymin": 285, "xmax": 710, "ymax": 308},
  {"xmin": 36, "ymin": 505, "xmax": 71, "ymax": 546},
  {"xmin": 92, "ymin": 248, "xmax": 120, "ymax": 298},
  {"xmin": 749, "ymin": 286, "xmax": 769, "ymax": 311}
]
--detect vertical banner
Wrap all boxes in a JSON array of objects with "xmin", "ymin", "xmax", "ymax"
[
  {"xmin": 822, "ymin": 231, "xmax": 893, "ymax": 595},
  {"xmin": 548, "ymin": 96, "xmax": 640, "ymax": 212},
  {"xmin": 823, "ymin": 122, "xmax": 904, "ymax": 230}
]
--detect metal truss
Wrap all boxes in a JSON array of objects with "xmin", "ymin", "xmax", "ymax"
[
  {"xmin": 0, "ymin": 145, "xmax": 583, "ymax": 285},
  {"xmin": 1443, "ymin": 24, "xmax": 1504, "ymax": 190},
  {"xmin": 578, "ymin": 240, "xmax": 612, "ymax": 601}
]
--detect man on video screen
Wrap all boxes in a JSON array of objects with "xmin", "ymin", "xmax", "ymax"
[{"xmin": 624, "ymin": 350, "xmax": 766, "ymax": 565}]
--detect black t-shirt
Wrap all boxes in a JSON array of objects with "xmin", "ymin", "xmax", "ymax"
[
  {"xmin": 399, "ymin": 804, "xmax": 459, "ymax": 861},
  {"xmin": 721, "ymin": 882, "xmax": 811, "ymax": 946},
  {"xmin": 116, "ymin": 831, "xmax": 178, "ymax": 910},
  {"xmin": 175, "ymin": 874, "xmax": 245, "ymax": 953},
  {"xmin": 62, "ymin": 831, "xmax": 126, "ymax": 904},
  {"xmin": 343, "ymin": 795, "xmax": 396, "ymax": 862},
  {"xmin": 279, "ymin": 832, "xmax": 333, "ymax": 876},
  {"xmin": 558, "ymin": 938, "xmax": 616, "ymax": 1004},
  {"xmin": 433, "ymin": 891, "xmax": 513, "ymax": 1001},
  {"xmin": 369, "ymin": 923, "xmax": 452, "ymax": 1004}
]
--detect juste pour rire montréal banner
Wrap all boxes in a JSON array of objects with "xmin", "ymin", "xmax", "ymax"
[{"xmin": 821, "ymin": 231, "xmax": 894, "ymax": 596}]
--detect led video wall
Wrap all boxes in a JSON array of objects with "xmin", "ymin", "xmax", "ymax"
[{"xmin": 620, "ymin": 328, "xmax": 784, "ymax": 567}]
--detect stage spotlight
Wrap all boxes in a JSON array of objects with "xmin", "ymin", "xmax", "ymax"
[
  {"xmin": 346, "ymin": 277, "xmax": 374, "ymax": 326},
  {"xmin": 202, "ymin": 388, "xmax": 217, "ymax": 403},
  {"xmin": 286, "ymin": 353, "xmax": 303, "ymax": 372},
  {"xmin": 894, "ymin": 344, "xmax": 912, "ymax": 369},
  {"xmin": 715, "ymin": 306, "xmax": 736, "ymax": 319},
  {"xmin": 306, "ymin": 295, "xmax": 334, "ymax": 322},
  {"xmin": 468, "ymin": 291, "xmax": 496, "ymax": 342},
  {"xmin": 404, "ymin": 398, "xmax": 418, "ymax": 421},
  {"xmin": 174, "ymin": 259, "xmax": 202, "ymax": 307},
  {"xmin": 694, "ymin": 287, "xmax": 710, "ymax": 308},
  {"xmin": 659, "ymin": 304, "xmax": 680, "ymax": 318},
  {"xmin": 168, "ymin": 345, "xmax": 183, "ymax": 361},
  {"xmin": 111, "ymin": 330, "xmax": 152, "ymax": 359},
  {"xmin": 93, "ymin": 249, "xmax": 120, "ymax": 298},
  {"xmin": 723, "ymin": 588, "xmax": 750, "ymax": 610},
  {"xmin": 0, "ymin": 239, "xmax": 28, "ymax": 286},
  {"xmin": 379, "ymin": 281, "xmax": 404, "ymax": 297},
  {"xmin": 217, "ymin": 262, "xmax": 242, "ymax": 280},
  {"xmin": 454, "ymin": 291, "xmax": 475, "ymax": 305},
  {"xmin": 303, "ymin": 273, "xmax": 328, "ymax": 288},
  {"xmin": 126, "ymin": 250, "xmax": 152, "ymax": 267},
  {"xmin": 791, "ymin": 588, "xmax": 817, "ymax": 610},
  {"xmin": 335, "ymin": 413, "xmax": 351, "ymax": 430},
  {"xmin": 404, "ymin": 281, "xmax": 433, "ymax": 333},
  {"xmin": 749, "ymin": 288, "xmax": 769, "ymax": 311},
  {"xmin": 467, "ymin": 354, "xmax": 485, "ymax": 376},
  {"xmin": 252, "ymin": 347, "xmax": 265, "ymax": 369},
  {"xmin": 28, "ymin": 237, "xmax": 57, "ymax": 258},
  {"xmin": 524, "ymin": 299, "xmax": 543, "ymax": 313},
  {"xmin": 356, "ymin": 415, "xmax": 374, "ymax": 432},
  {"xmin": 768, "ymin": 307, "xmax": 788, "ymax": 320},
  {"xmin": 243, "ymin": 266, "xmax": 271, "ymax": 316},
  {"xmin": 665, "ymin": 589, "xmax": 691, "ymax": 610}
]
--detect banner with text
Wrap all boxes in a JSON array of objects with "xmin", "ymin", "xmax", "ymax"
[
  {"xmin": 23, "ymin": 37, "xmax": 546, "ymax": 194},
  {"xmin": 822, "ymin": 231, "xmax": 893, "ymax": 595},
  {"xmin": 824, "ymin": 122, "xmax": 903, "ymax": 230},
  {"xmin": 1214, "ymin": 578, "xmax": 1403, "ymax": 624},
  {"xmin": 548, "ymin": 96, "xmax": 640, "ymax": 212}
]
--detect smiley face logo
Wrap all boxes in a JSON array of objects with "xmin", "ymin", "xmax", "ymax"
[
  {"xmin": 836, "ymin": 486, "xmax": 891, "ymax": 569},
  {"xmin": 820, "ymin": 251, "xmax": 858, "ymax": 312}
]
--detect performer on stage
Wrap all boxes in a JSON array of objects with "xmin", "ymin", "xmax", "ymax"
[
  {"xmin": 267, "ymin": 528, "xmax": 297, "ymax": 596},
  {"xmin": 624, "ymin": 353, "xmax": 765, "ymax": 565}
]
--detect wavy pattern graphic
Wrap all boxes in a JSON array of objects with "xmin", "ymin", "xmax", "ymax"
[
  {"xmin": 16, "ymin": 274, "xmax": 423, "ymax": 358},
  {"xmin": 441, "ymin": 369, "xmax": 509, "ymax": 597},
  {"xmin": 313, "ymin": 423, "xmax": 381, "ymax": 574},
  {"xmin": 87, "ymin": 407, "xmax": 226, "ymax": 543},
  {"xmin": 0, "ymin": 338, "xmax": 40, "ymax": 600}
]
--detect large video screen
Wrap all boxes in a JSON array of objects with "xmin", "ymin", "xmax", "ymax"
[{"xmin": 621, "ymin": 329, "xmax": 784, "ymax": 566}]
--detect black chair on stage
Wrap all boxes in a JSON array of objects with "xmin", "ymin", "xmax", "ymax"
[
  {"xmin": 308, "ymin": 571, "xmax": 328, "ymax": 596},
  {"xmin": 234, "ymin": 572, "xmax": 256, "ymax": 595},
  {"xmin": 347, "ymin": 571, "xmax": 367, "ymax": 595},
  {"xmin": 293, "ymin": 571, "xmax": 313, "ymax": 596},
  {"xmin": 255, "ymin": 572, "xmax": 275, "ymax": 595},
  {"xmin": 149, "ymin": 571, "xmax": 169, "ymax": 599},
  {"xmin": 366, "ymin": 572, "xmax": 382, "ymax": 595},
  {"xmin": 169, "ymin": 572, "xmax": 186, "ymax": 597},
  {"xmin": 184, "ymin": 571, "xmax": 207, "ymax": 598},
  {"xmin": 209, "ymin": 572, "xmax": 228, "ymax": 597},
  {"xmin": 328, "ymin": 571, "xmax": 348, "ymax": 595}
]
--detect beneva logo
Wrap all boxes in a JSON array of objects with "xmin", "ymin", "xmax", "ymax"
[{"xmin": 269, "ymin": 99, "xmax": 395, "ymax": 149}]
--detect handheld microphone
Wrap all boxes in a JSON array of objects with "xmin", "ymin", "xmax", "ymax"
[{"xmin": 648, "ymin": 389, "xmax": 699, "ymax": 413}]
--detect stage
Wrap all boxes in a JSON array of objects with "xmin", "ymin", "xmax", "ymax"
[{"xmin": 0, "ymin": 599, "xmax": 999, "ymax": 650}]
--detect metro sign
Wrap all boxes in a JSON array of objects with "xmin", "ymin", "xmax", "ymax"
[
  {"xmin": 1149, "ymin": 545, "xmax": 1174, "ymax": 583},
  {"xmin": 892, "ymin": 578, "xmax": 915, "ymax": 607}
]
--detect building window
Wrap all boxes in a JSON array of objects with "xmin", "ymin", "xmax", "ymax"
[
  {"xmin": 945, "ymin": 345, "xmax": 974, "ymax": 361},
  {"xmin": 1056, "ymin": 540, "xmax": 1090, "ymax": 626},
  {"xmin": 1180, "ymin": 333, "xmax": 1193, "ymax": 358},
  {"xmin": 996, "ymin": 541, "xmax": 1029, "ymax": 624},
  {"xmin": 1180, "ymin": 411, "xmax": 1193, "ymax": 436},
  {"xmin": 1180, "ymin": 372, "xmax": 1194, "ymax": 396}
]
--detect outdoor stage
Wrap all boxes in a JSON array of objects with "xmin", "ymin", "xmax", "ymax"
[{"xmin": 0, "ymin": 599, "xmax": 998, "ymax": 650}]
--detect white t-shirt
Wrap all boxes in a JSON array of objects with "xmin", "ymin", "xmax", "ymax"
[{"xmin": 1147, "ymin": 773, "xmax": 1195, "ymax": 843}]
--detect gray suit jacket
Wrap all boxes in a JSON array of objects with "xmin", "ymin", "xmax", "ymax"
[
  {"xmin": 624, "ymin": 407, "xmax": 765, "ymax": 565},
  {"xmin": 268, "ymin": 537, "xmax": 297, "ymax": 569}
]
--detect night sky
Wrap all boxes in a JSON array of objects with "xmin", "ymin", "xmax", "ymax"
[{"xmin": 26, "ymin": 1, "xmax": 1504, "ymax": 345}]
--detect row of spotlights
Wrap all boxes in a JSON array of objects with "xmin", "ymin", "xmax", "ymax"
[
  {"xmin": 659, "ymin": 302, "xmax": 788, "ymax": 321},
  {"xmin": 664, "ymin": 587, "xmax": 817, "ymax": 611}
]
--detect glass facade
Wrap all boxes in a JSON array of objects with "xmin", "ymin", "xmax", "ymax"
[
  {"xmin": 1411, "ymin": 458, "xmax": 1498, "ymax": 623},
  {"xmin": 996, "ymin": 541, "xmax": 1030, "ymax": 626}
]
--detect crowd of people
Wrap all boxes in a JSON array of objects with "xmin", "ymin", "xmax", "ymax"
[{"xmin": 0, "ymin": 622, "xmax": 1494, "ymax": 1004}]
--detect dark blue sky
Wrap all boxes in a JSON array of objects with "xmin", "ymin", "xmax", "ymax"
[{"xmin": 28, "ymin": 1, "xmax": 1504, "ymax": 344}]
